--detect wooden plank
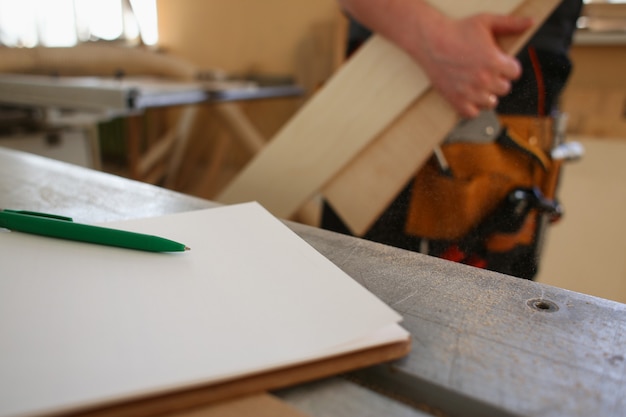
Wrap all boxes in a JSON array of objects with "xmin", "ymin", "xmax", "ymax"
[
  {"xmin": 323, "ymin": 0, "xmax": 561, "ymax": 235},
  {"xmin": 213, "ymin": 102, "xmax": 266, "ymax": 153},
  {"xmin": 171, "ymin": 394, "xmax": 311, "ymax": 417},
  {"xmin": 216, "ymin": 34, "xmax": 427, "ymax": 213},
  {"xmin": 290, "ymin": 221, "xmax": 626, "ymax": 417},
  {"xmin": 0, "ymin": 45, "xmax": 197, "ymax": 80},
  {"xmin": 323, "ymin": 90, "xmax": 456, "ymax": 234},
  {"xmin": 216, "ymin": 0, "xmax": 529, "ymax": 216}
]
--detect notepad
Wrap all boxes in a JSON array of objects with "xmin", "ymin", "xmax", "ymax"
[{"xmin": 0, "ymin": 202, "xmax": 409, "ymax": 417}]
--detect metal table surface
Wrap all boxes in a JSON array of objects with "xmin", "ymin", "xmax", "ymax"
[
  {"xmin": 1, "ymin": 147, "xmax": 624, "ymax": 417},
  {"xmin": 0, "ymin": 73, "xmax": 303, "ymax": 114}
]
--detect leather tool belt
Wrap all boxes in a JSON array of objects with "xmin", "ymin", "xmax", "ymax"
[{"xmin": 404, "ymin": 111, "xmax": 578, "ymax": 279}]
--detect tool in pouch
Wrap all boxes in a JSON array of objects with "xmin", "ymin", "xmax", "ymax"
[{"xmin": 404, "ymin": 110, "xmax": 583, "ymax": 279}]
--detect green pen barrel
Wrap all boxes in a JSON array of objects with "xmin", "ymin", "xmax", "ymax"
[{"xmin": 0, "ymin": 211, "xmax": 187, "ymax": 252}]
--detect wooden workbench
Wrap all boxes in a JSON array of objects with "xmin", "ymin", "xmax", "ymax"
[{"xmin": 1, "ymin": 147, "xmax": 624, "ymax": 417}]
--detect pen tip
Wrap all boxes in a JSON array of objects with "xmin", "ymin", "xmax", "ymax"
[{"xmin": 185, "ymin": 246, "xmax": 191, "ymax": 251}]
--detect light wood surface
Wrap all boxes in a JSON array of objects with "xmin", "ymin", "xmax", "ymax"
[
  {"xmin": 0, "ymin": 45, "xmax": 197, "ymax": 79},
  {"xmin": 216, "ymin": 33, "xmax": 427, "ymax": 212},
  {"xmin": 322, "ymin": 89, "xmax": 456, "ymax": 234},
  {"xmin": 215, "ymin": 0, "xmax": 551, "ymax": 228},
  {"xmin": 172, "ymin": 394, "xmax": 311, "ymax": 417}
]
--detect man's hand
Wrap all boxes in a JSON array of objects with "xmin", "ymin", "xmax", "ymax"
[
  {"xmin": 337, "ymin": 0, "xmax": 534, "ymax": 118},
  {"xmin": 412, "ymin": 13, "xmax": 533, "ymax": 118}
]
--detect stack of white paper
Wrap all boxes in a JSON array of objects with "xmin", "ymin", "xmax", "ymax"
[{"xmin": 0, "ymin": 202, "xmax": 408, "ymax": 417}]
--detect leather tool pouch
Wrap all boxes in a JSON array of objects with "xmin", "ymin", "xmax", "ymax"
[{"xmin": 404, "ymin": 116, "xmax": 562, "ymax": 279}]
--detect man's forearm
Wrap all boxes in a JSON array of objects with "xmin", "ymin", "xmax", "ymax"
[{"xmin": 336, "ymin": 0, "xmax": 446, "ymax": 59}]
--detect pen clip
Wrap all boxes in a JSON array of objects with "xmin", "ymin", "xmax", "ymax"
[{"xmin": 2, "ymin": 210, "xmax": 74, "ymax": 222}]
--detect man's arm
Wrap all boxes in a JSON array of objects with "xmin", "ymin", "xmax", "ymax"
[{"xmin": 337, "ymin": 0, "xmax": 533, "ymax": 118}]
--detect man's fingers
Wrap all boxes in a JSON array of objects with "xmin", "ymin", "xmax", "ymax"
[
  {"xmin": 487, "ymin": 14, "xmax": 531, "ymax": 80},
  {"xmin": 498, "ymin": 55, "xmax": 522, "ymax": 80},
  {"xmin": 489, "ymin": 15, "xmax": 534, "ymax": 36},
  {"xmin": 454, "ymin": 101, "xmax": 480, "ymax": 119},
  {"xmin": 492, "ymin": 77, "xmax": 512, "ymax": 96},
  {"xmin": 486, "ymin": 93, "xmax": 499, "ymax": 109}
]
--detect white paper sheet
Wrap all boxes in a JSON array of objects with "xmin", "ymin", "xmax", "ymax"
[{"xmin": 0, "ymin": 202, "xmax": 408, "ymax": 417}]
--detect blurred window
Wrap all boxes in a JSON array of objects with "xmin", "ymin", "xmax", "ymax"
[{"xmin": 0, "ymin": 0, "xmax": 157, "ymax": 47}]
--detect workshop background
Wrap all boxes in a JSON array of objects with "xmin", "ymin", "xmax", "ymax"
[{"xmin": 1, "ymin": 0, "xmax": 625, "ymax": 303}]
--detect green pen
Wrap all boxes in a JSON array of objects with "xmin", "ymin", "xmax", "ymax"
[{"xmin": 0, "ymin": 209, "xmax": 189, "ymax": 252}]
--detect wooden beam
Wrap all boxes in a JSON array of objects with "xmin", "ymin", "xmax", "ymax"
[
  {"xmin": 323, "ymin": 90, "xmax": 457, "ymax": 234},
  {"xmin": 323, "ymin": 0, "xmax": 561, "ymax": 235},
  {"xmin": 216, "ymin": 0, "xmax": 552, "ymax": 223},
  {"xmin": 216, "ymin": 33, "xmax": 427, "ymax": 213}
]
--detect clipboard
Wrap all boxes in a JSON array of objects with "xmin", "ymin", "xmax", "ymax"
[{"xmin": 0, "ymin": 203, "xmax": 410, "ymax": 417}]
